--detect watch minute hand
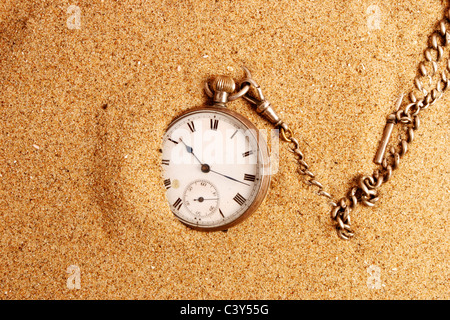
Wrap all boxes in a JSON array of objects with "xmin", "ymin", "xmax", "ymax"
[{"xmin": 209, "ymin": 169, "xmax": 250, "ymax": 186}]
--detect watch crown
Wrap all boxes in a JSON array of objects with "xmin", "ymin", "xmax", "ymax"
[{"xmin": 211, "ymin": 75, "xmax": 236, "ymax": 94}]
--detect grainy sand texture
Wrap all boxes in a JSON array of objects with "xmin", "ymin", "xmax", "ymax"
[{"xmin": 0, "ymin": 0, "xmax": 448, "ymax": 299}]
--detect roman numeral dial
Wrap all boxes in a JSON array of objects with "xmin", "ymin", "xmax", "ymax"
[
  {"xmin": 233, "ymin": 193, "xmax": 246, "ymax": 206},
  {"xmin": 244, "ymin": 174, "xmax": 256, "ymax": 182},
  {"xmin": 210, "ymin": 119, "xmax": 219, "ymax": 130},
  {"xmin": 161, "ymin": 109, "xmax": 270, "ymax": 231},
  {"xmin": 187, "ymin": 121, "xmax": 196, "ymax": 132},
  {"xmin": 243, "ymin": 150, "xmax": 254, "ymax": 157},
  {"xmin": 173, "ymin": 198, "xmax": 183, "ymax": 211}
]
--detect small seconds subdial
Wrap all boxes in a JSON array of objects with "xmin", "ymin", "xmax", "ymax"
[{"xmin": 183, "ymin": 180, "xmax": 219, "ymax": 217}]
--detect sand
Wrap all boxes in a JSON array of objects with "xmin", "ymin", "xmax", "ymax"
[{"xmin": 0, "ymin": 0, "xmax": 448, "ymax": 299}]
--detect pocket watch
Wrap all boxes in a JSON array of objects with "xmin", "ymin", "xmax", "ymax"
[{"xmin": 161, "ymin": 73, "xmax": 271, "ymax": 231}]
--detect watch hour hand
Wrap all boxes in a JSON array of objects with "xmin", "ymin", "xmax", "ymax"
[{"xmin": 179, "ymin": 138, "xmax": 203, "ymax": 165}]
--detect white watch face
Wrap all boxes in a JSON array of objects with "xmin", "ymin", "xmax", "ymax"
[{"xmin": 161, "ymin": 108, "xmax": 269, "ymax": 230}]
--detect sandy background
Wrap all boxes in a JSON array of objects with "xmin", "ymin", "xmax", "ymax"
[{"xmin": 0, "ymin": 0, "xmax": 448, "ymax": 299}]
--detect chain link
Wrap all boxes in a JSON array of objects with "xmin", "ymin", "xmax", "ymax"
[
  {"xmin": 238, "ymin": 6, "xmax": 450, "ymax": 240},
  {"xmin": 239, "ymin": 70, "xmax": 337, "ymax": 226},
  {"xmin": 281, "ymin": 126, "xmax": 334, "ymax": 201},
  {"xmin": 326, "ymin": 8, "xmax": 450, "ymax": 239}
]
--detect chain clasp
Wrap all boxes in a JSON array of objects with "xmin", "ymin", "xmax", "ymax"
[{"xmin": 239, "ymin": 67, "xmax": 291, "ymax": 138}]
